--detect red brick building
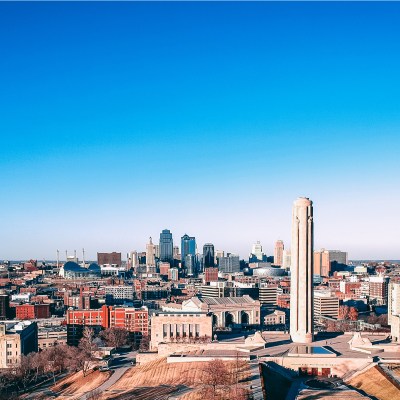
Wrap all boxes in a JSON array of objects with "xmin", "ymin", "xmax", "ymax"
[
  {"xmin": 204, "ymin": 267, "xmax": 218, "ymax": 283},
  {"xmin": 66, "ymin": 305, "xmax": 149, "ymax": 346},
  {"xmin": 16, "ymin": 304, "xmax": 50, "ymax": 320}
]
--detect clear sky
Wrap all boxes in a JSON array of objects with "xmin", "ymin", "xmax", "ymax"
[{"xmin": 1, "ymin": 2, "xmax": 399, "ymax": 261}]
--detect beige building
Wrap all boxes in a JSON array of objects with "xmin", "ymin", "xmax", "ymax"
[
  {"xmin": 264, "ymin": 310, "xmax": 286, "ymax": 326},
  {"xmin": 182, "ymin": 295, "xmax": 260, "ymax": 328},
  {"xmin": 146, "ymin": 237, "xmax": 156, "ymax": 268},
  {"xmin": 388, "ymin": 281, "xmax": 400, "ymax": 342},
  {"xmin": 150, "ymin": 311, "xmax": 213, "ymax": 350},
  {"xmin": 314, "ymin": 290, "xmax": 339, "ymax": 319},
  {"xmin": 274, "ymin": 240, "xmax": 284, "ymax": 266},
  {"xmin": 0, "ymin": 321, "xmax": 38, "ymax": 368},
  {"xmin": 38, "ymin": 326, "xmax": 67, "ymax": 350},
  {"xmin": 290, "ymin": 197, "xmax": 314, "ymax": 343}
]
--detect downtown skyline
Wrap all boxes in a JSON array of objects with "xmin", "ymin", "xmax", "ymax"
[{"xmin": 1, "ymin": 2, "xmax": 400, "ymax": 260}]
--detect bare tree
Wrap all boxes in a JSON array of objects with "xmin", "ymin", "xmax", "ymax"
[
  {"xmin": 139, "ymin": 335, "xmax": 150, "ymax": 352},
  {"xmin": 100, "ymin": 327, "xmax": 129, "ymax": 349},
  {"xmin": 200, "ymin": 359, "xmax": 230, "ymax": 399}
]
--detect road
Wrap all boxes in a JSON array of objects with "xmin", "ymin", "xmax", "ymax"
[{"xmin": 79, "ymin": 350, "xmax": 137, "ymax": 400}]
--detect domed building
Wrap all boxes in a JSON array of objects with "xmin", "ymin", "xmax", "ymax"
[{"xmin": 59, "ymin": 261, "xmax": 101, "ymax": 279}]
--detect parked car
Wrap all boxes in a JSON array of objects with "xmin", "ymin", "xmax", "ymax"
[{"xmin": 99, "ymin": 366, "xmax": 110, "ymax": 372}]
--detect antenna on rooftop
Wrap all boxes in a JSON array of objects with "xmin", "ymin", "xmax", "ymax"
[{"xmin": 82, "ymin": 248, "xmax": 85, "ymax": 267}]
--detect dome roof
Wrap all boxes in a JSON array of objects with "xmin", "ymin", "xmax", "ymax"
[
  {"xmin": 88, "ymin": 263, "xmax": 101, "ymax": 271},
  {"xmin": 63, "ymin": 261, "xmax": 82, "ymax": 271}
]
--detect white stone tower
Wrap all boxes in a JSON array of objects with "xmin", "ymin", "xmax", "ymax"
[{"xmin": 290, "ymin": 197, "xmax": 314, "ymax": 343}]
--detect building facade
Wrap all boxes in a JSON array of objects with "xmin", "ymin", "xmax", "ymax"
[
  {"xmin": 218, "ymin": 254, "xmax": 240, "ymax": 274},
  {"xmin": 159, "ymin": 229, "xmax": 174, "ymax": 263},
  {"xmin": 150, "ymin": 311, "xmax": 213, "ymax": 350},
  {"xmin": 0, "ymin": 321, "xmax": 38, "ymax": 368},
  {"xmin": 203, "ymin": 243, "xmax": 215, "ymax": 268},
  {"xmin": 274, "ymin": 240, "xmax": 284, "ymax": 266}
]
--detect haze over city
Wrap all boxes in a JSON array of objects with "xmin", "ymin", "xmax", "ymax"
[{"xmin": 1, "ymin": 2, "xmax": 399, "ymax": 260}]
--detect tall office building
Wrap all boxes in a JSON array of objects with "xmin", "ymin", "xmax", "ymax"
[
  {"xmin": 181, "ymin": 234, "xmax": 196, "ymax": 267},
  {"xmin": 146, "ymin": 237, "xmax": 156, "ymax": 267},
  {"xmin": 185, "ymin": 254, "xmax": 197, "ymax": 276},
  {"xmin": 215, "ymin": 250, "xmax": 224, "ymax": 266},
  {"xmin": 282, "ymin": 250, "xmax": 291, "ymax": 269},
  {"xmin": 203, "ymin": 243, "xmax": 215, "ymax": 268},
  {"xmin": 251, "ymin": 241, "xmax": 264, "ymax": 261},
  {"xmin": 290, "ymin": 197, "xmax": 314, "ymax": 344},
  {"xmin": 218, "ymin": 254, "xmax": 240, "ymax": 274},
  {"xmin": 274, "ymin": 240, "xmax": 284, "ymax": 266},
  {"xmin": 159, "ymin": 229, "xmax": 173, "ymax": 263},
  {"xmin": 314, "ymin": 249, "xmax": 347, "ymax": 277}
]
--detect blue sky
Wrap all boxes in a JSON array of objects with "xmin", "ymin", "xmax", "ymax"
[{"xmin": 0, "ymin": 2, "xmax": 399, "ymax": 260}]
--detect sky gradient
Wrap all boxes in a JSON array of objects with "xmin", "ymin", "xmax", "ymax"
[{"xmin": 1, "ymin": 2, "xmax": 399, "ymax": 260}]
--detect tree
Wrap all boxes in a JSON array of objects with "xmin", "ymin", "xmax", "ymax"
[
  {"xmin": 79, "ymin": 327, "xmax": 98, "ymax": 354},
  {"xmin": 78, "ymin": 328, "xmax": 97, "ymax": 377},
  {"xmin": 200, "ymin": 359, "xmax": 230, "ymax": 399},
  {"xmin": 348, "ymin": 307, "xmax": 359, "ymax": 321},
  {"xmin": 100, "ymin": 327, "xmax": 129, "ymax": 349},
  {"xmin": 338, "ymin": 305, "xmax": 350, "ymax": 320},
  {"xmin": 139, "ymin": 335, "xmax": 150, "ymax": 352}
]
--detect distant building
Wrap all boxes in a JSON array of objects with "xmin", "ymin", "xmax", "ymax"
[
  {"xmin": 159, "ymin": 262, "xmax": 170, "ymax": 276},
  {"xmin": 218, "ymin": 254, "xmax": 240, "ymax": 274},
  {"xmin": 204, "ymin": 267, "xmax": 219, "ymax": 283},
  {"xmin": 314, "ymin": 290, "xmax": 339, "ymax": 319},
  {"xmin": 282, "ymin": 250, "xmax": 291, "ymax": 269},
  {"xmin": 264, "ymin": 310, "xmax": 286, "ymax": 326},
  {"xmin": 274, "ymin": 240, "xmax": 284, "ymax": 266},
  {"xmin": 181, "ymin": 234, "xmax": 196, "ymax": 268},
  {"xmin": 0, "ymin": 321, "xmax": 38, "ymax": 368},
  {"xmin": 203, "ymin": 243, "xmax": 215, "ymax": 268},
  {"xmin": 199, "ymin": 282, "xmax": 228, "ymax": 298},
  {"xmin": 97, "ymin": 252, "xmax": 122, "ymax": 268},
  {"xmin": 38, "ymin": 326, "xmax": 67, "ymax": 350},
  {"xmin": 146, "ymin": 237, "xmax": 156, "ymax": 267},
  {"xmin": 182, "ymin": 295, "xmax": 261, "ymax": 328},
  {"xmin": 215, "ymin": 250, "xmax": 224, "ymax": 266},
  {"xmin": 0, "ymin": 292, "xmax": 11, "ymax": 320},
  {"xmin": 250, "ymin": 241, "xmax": 264, "ymax": 262},
  {"xmin": 16, "ymin": 304, "xmax": 50, "ymax": 320},
  {"xmin": 59, "ymin": 261, "xmax": 101, "ymax": 279},
  {"xmin": 314, "ymin": 249, "xmax": 348, "ymax": 277},
  {"xmin": 104, "ymin": 286, "xmax": 134, "ymax": 304},
  {"xmin": 368, "ymin": 276, "xmax": 389, "ymax": 305},
  {"xmin": 168, "ymin": 267, "xmax": 179, "ymax": 282},
  {"xmin": 185, "ymin": 254, "xmax": 197, "ymax": 276},
  {"xmin": 66, "ymin": 305, "xmax": 148, "ymax": 347},
  {"xmin": 259, "ymin": 285, "xmax": 278, "ymax": 306},
  {"xmin": 160, "ymin": 229, "xmax": 174, "ymax": 263}
]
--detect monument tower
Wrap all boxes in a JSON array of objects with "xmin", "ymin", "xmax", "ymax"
[{"xmin": 290, "ymin": 197, "xmax": 314, "ymax": 343}]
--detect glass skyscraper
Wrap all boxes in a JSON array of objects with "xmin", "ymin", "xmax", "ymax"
[
  {"xmin": 203, "ymin": 243, "xmax": 215, "ymax": 268},
  {"xmin": 181, "ymin": 234, "xmax": 196, "ymax": 267},
  {"xmin": 159, "ymin": 229, "xmax": 173, "ymax": 263}
]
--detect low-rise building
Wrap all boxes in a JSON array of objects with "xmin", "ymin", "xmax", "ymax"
[
  {"xmin": 0, "ymin": 321, "xmax": 38, "ymax": 368},
  {"xmin": 150, "ymin": 311, "xmax": 213, "ymax": 350}
]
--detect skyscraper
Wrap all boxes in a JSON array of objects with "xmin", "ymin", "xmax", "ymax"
[
  {"xmin": 203, "ymin": 243, "xmax": 215, "ymax": 268},
  {"xmin": 146, "ymin": 237, "xmax": 155, "ymax": 267},
  {"xmin": 250, "ymin": 241, "xmax": 264, "ymax": 261},
  {"xmin": 159, "ymin": 229, "xmax": 173, "ymax": 263},
  {"xmin": 181, "ymin": 234, "xmax": 196, "ymax": 267},
  {"xmin": 274, "ymin": 240, "xmax": 284, "ymax": 266},
  {"xmin": 290, "ymin": 197, "xmax": 314, "ymax": 344}
]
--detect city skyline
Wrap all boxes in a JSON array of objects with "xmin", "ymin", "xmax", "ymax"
[{"xmin": 1, "ymin": 2, "xmax": 399, "ymax": 260}]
